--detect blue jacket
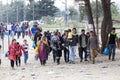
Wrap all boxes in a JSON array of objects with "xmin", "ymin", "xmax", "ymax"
[
  {"xmin": 21, "ymin": 26, "xmax": 26, "ymax": 32},
  {"xmin": 11, "ymin": 26, "xmax": 16, "ymax": 31},
  {"xmin": 31, "ymin": 27, "xmax": 37, "ymax": 35}
]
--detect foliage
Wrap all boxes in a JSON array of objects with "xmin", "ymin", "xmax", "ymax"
[
  {"xmin": 91, "ymin": 1, "xmax": 102, "ymax": 18},
  {"xmin": 68, "ymin": 6, "xmax": 78, "ymax": 20},
  {"xmin": 0, "ymin": 0, "xmax": 59, "ymax": 23},
  {"xmin": 111, "ymin": 4, "xmax": 120, "ymax": 16}
]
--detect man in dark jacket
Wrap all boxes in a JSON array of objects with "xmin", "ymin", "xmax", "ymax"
[
  {"xmin": 78, "ymin": 29, "xmax": 88, "ymax": 62},
  {"xmin": 33, "ymin": 30, "xmax": 42, "ymax": 48},
  {"xmin": 107, "ymin": 28, "xmax": 118, "ymax": 61}
]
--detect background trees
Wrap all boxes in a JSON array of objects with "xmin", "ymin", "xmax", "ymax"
[
  {"xmin": 0, "ymin": 0, "xmax": 59, "ymax": 23},
  {"xmin": 68, "ymin": 6, "xmax": 78, "ymax": 20},
  {"xmin": 75, "ymin": 0, "xmax": 120, "ymax": 53},
  {"xmin": 101, "ymin": 0, "xmax": 113, "ymax": 52}
]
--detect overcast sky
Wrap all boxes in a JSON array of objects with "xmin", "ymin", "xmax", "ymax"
[
  {"xmin": 1, "ymin": 0, "xmax": 120, "ymax": 10},
  {"xmin": 55, "ymin": 0, "xmax": 120, "ymax": 11}
]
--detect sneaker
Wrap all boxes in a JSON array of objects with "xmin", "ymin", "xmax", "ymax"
[{"xmin": 85, "ymin": 59, "xmax": 88, "ymax": 61}]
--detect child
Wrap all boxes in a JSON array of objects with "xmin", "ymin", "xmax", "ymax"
[
  {"xmin": 68, "ymin": 29, "xmax": 72, "ymax": 39},
  {"xmin": 23, "ymin": 39, "xmax": 29, "ymax": 64},
  {"xmin": 0, "ymin": 45, "xmax": 2, "ymax": 65},
  {"xmin": 16, "ymin": 42, "xmax": 24, "ymax": 66}
]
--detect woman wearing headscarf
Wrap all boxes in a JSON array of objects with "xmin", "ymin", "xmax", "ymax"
[{"xmin": 38, "ymin": 36, "xmax": 48, "ymax": 66}]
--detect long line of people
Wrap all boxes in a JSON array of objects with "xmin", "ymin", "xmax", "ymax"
[
  {"xmin": 35, "ymin": 27, "xmax": 118, "ymax": 65},
  {"xmin": 0, "ymin": 24, "xmax": 118, "ymax": 69},
  {"xmin": 33, "ymin": 28, "xmax": 99, "ymax": 65}
]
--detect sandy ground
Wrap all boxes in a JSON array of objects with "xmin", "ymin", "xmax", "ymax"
[{"xmin": 0, "ymin": 35, "xmax": 120, "ymax": 80}]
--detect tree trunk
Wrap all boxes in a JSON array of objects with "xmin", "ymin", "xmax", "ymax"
[
  {"xmin": 84, "ymin": 0, "xmax": 96, "ymax": 34},
  {"xmin": 101, "ymin": 0, "xmax": 113, "ymax": 53}
]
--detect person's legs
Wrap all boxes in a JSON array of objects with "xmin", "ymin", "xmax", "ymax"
[
  {"xmin": 90, "ymin": 49, "xmax": 95, "ymax": 64},
  {"xmin": 11, "ymin": 60, "xmax": 14, "ymax": 68},
  {"xmin": 79, "ymin": 47, "xmax": 83, "ymax": 62},
  {"xmin": 69, "ymin": 46, "xmax": 72, "ymax": 63},
  {"xmin": 64, "ymin": 47, "xmax": 67, "ymax": 62},
  {"xmin": 24, "ymin": 53, "xmax": 28, "ymax": 64},
  {"xmin": 108, "ymin": 44, "xmax": 112, "ymax": 60},
  {"xmin": 17, "ymin": 32, "xmax": 19, "ymax": 38},
  {"xmin": 71, "ymin": 46, "xmax": 76, "ymax": 64},
  {"xmin": 40, "ymin": 59, "xmax": 43, "ymax": 65},
  {"xmin": 56, "ymin": 57, "xmax": 60, "ymax": 65},
  {"xmin": 26, "ymin": 54, "xmax": 28, "ymax": 63},
  {"xmin": 87, "ymin": 48, "xmax": 91, "ymax": 60},
  {"xmin": 18, "ymin": 57, "xmax": 21, "ymax": 66},
  {"xmin": 22, "ymin": 32, "xmax": 25, "ymax": 38},
  {"xmin": 112, "ymin": 44, "xmax": 116, "ymax": 61},
  {"xmin": 24, "ymin": 53, "xmax": 26, "ymax": 64},
  {"xmin": 66, "ymin": 47, "xmax": 69, "ymax": 62},
  {"xmin": 43, "ymin": 60, "xmax": 46, "ymax": 65},
  {"xmin": 16, "ymin": 55, "xmax": 18, "ymax": 66},
  {"xmin": 52, "ymin": 50, "xmax": 56, "ymax": 63},
  {"xmin": 0, "ymin": 59, "xmax": 1, "ymax": 65},
  {"xmin": 84, "ymin": 47, "xmax": 88, "ymax": 61}
]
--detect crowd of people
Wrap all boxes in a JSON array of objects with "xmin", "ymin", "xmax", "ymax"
[
  {"xmin": 0, "ymin": 22, "xmax": 29, "ymax": 39},
  {"xmin": 0, "ymin": 22, "xmax": 119, "ymax": 69},
  {"xmin": 32, "ymin": 27, "xmax": 118, "ymax": 66}
]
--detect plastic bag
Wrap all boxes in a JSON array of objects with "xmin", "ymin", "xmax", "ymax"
[
  {"xmin": 5, "ymin": 51, "xmax": 9, "ymax": 57},
  {"xmin": 103, "ymin": 47, "xmax": 109, "ymax": 55}
]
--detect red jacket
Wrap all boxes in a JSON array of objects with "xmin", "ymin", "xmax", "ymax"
[
  {"xmin": 8, "ymin": 43, "xmax": 17, "ymax": 61},
  {"xmin": 16, "ymin": 44, "xmax": 24, "ymax": 57}
]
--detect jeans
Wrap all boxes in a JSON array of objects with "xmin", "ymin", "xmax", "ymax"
[
  {"xmin": 16, "ymin": 55, "xmax": 21, "ymax": 66},
  {"xmin": 52, "ymin": 50, "xmax": 56, "ymax": 63},
  {"xmin": 22, "ymin": 31, "xmax": 25, "ymax": 38},
  {"xmin": 79, "ymin": 47, "xmax": 87, "ymax": 61},
  {"xmin": 69, "ymin": 46, "xmax": 77, "ymax": 61},
  {"xmin": 24, "ymin": 53, "xmax": 28, "ymax": 64},
  {"xmin": 17, "ymin": 31, "xmax": 21, "ymax": 39},
  {"xmin": 64, "ymin": 47, "xmax": 69, "ymax": 63},
  {"xmin": 108, "ymin": 44, "xmax": 116, "ymax": 60}
]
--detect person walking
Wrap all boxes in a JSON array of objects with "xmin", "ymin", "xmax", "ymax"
[
  {"xmin": 78, "ymin": 29, "xmax": 88, "ymax": 62},
  {"xmin": 38, "ymin": 36, "xmax": 48, "ymax": 66},
  {"xmin": 107, "ymin": 28, "xmax": 118, "ymax": 61},
  {"xmin": 63, "ymin": 30, "xmax": 69, "ymax": 63},
  {"xmin": 8, "ymin": 39, "xmax": 17, "ymax": 69},
  {"xmin": 56, "ymin": 32, "xmax": 63, "ymax": 65},
  {"xmin": 23, "ymin": 39, "xmax": 29, "ymax": 64},
  {"xmin": 33, "ymin": 30, "xmax": 42, "ymax": 48},
  {"xmin": 16, "ymin": 25, "xmax": 21, "ymax": 39},
  {"xmin": 87, "ymin": 31, "xmax": 98, "ymax": 64},
  {"xmin": 21, "ymin": 24, "xmax": 26, "ymax": 39},
  {"xmin": 51, "ymin": 32, "xmax": 60, "ymax": 63},
  {"xmin": 68, "ymin": 28, "xmax": 78, "ymax": 64},
  {"xmin": 11, "ymin": 23, "xmax": 16, "ymax": 39}
]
